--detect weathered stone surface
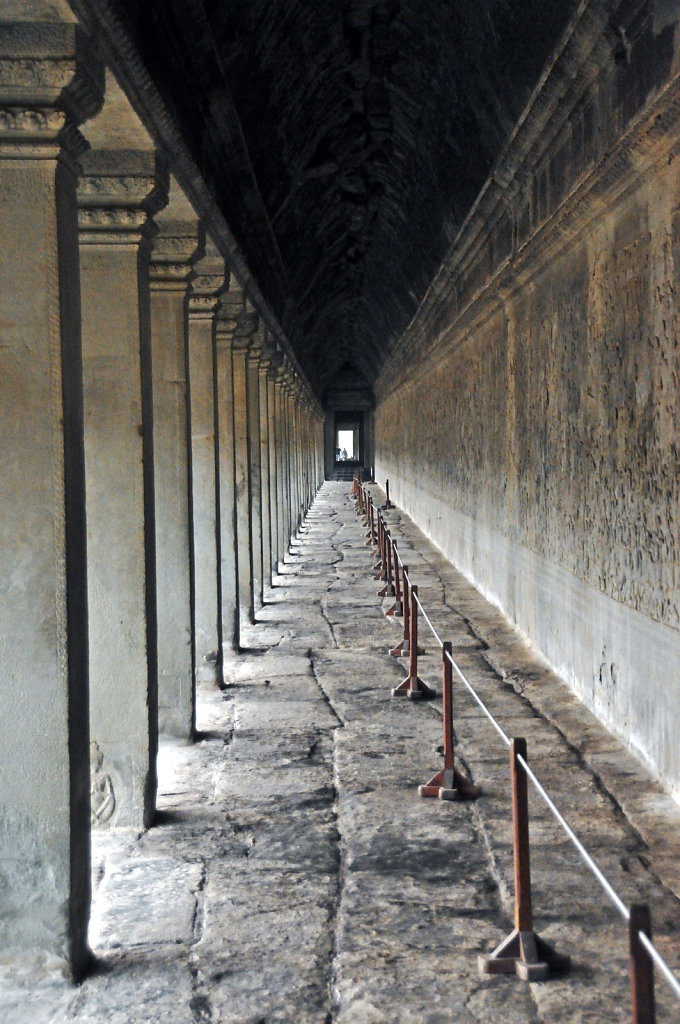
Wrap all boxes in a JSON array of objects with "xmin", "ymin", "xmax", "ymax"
[
  {"xmin": 3, "ymin": 482, "xmax": 680, "ymax": 1022},
  {"xmin": 373, "ymin": 21, "xmax": 680, "ymax": 796}
]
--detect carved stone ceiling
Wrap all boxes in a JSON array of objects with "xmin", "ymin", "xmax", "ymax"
[{"xmin": 109, "ymin": 0, "xmax": 579, "ymax": 399}]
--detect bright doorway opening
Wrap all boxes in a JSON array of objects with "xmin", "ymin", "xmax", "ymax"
[{"xmin": 335, "ymin": 429, "xmax": 356, "ymax": 461}]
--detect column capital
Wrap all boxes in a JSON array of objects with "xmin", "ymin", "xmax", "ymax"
[
  {"xmin": 149, "ymin": 177, "xmax": 205, "ymax": 290},
  {"xmin": 231, "ymin": 304, "xmax": 259, "ymax": 352},
  {"xmin": 215, "ymin": 280, "xmax": 250, "ymax": 348},
  {"xmin": 0, "ymin": 21, "xmax": 104, "ymax": 162},
  {"xmin": 77, "ymin": 70, "xmax": 168, "ymax": 244},
  {"xmin": 77, "ymin": 150, "xmax": 168, "ymax": 244},
  {"xmin": 189, "ymin": 242, "xmax": 229, "ymax": 319},
  {"xmin": 247, "ymin": 326, "xmax": 269, "ymax": 365},
  {"xmin": 149, "ymin": 220, "xmax": 204, "ymax": 290}
]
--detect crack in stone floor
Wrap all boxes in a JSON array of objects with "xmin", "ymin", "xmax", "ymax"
[{"xmin": 2, "ymin": 482, "xmax": 680, "ymax": 1023}]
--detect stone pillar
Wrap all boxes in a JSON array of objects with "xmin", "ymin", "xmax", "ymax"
[
  {"xmin": 188, "ymin": 240, "xmax": 228, "ymax": 683},
  {"xmin": 281, "ymin": 374, "xmax": 294, "ymax": 556},
  {"xmin": 232, "ymin": 303, "xmax": 259, "ymax": 626},
  {"xmin": 214, "ymin": 283, "xmax": 242, "ymax": 653},
  {"xmin": 258, "ymin": 342, "xmax": 274, "ymax": 592},
  {"xmin": 292, "ymin": 385, "xmax": 303, "ymax": 534},
  {"xmin": 0, "ymin": 13, "xmax": 102, "ymax": 975},
  {"xmin": 323, "ymin": 412, "xmax": 332, "ymax": 480},
  {"xmin": 78, "ymin": 70, "xmax": 168, "ymax": 829},
  {"xmin": 274, "ymin": 373, "xmax": 287, "ymax": 571},
  {"xmin": 266, "ymin": 359, "xmax": 282, "ymax": 576},
  {"xmin": 300, "ymin": 395, "xmax": 311, "ymax": 516},
  {"xmin": 246, "ymin": 335, "xmax": 263, "ymax": 611},
  {"xmin": 149, "ymin": 183, "xmax": 204, "ymax": 739}
]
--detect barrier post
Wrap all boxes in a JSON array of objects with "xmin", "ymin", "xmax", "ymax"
[
  {"xmin": 375, "ymin": 515, "xmax": 388, "ymax": 582},
  {"xmin": 384, "ymin": 478, "xmax": 393, "ymax": 509},
  {"xmin": 391, "ymin": 585, "xmax": 436, "ymax": 699},
  {"xmin": 373, "ymin": 512, "xmax": 383, "ymax": 571},
  {"xmin": 361, "ymin": 487, "xmax": 370, "ymax": 525},
  {"xmin": 378, "ymin": 531, "xmax": 395, "ymax": 598},
  {"xmin": 630, "ymin": 904, "xmax": 656, "ymax": 1024},
  {"xmin": 390, "ymin": 564, "xmax": 409, "ymax": 656},
  {"xmin": 419, "ymin": 642, "xmax": 481, "ymax": 800},
  {"xmin": 479, "ymin": 738, "xmax": 570, "ymax": 980},
  {"xmin": 365, "ymin": 497, "xmax": 375, "ymax": 545},
  {"xmin": 386, "ymin": 539, "xmax": 403, "ymax": 616}
]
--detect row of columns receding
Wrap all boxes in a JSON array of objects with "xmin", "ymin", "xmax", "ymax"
[{"xmin": 0, "ymin": 14, "xmax": 324, "ymax": 977}]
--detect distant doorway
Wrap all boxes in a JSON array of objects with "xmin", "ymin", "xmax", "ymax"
[{"xmin": 333, "ymin": 412, "xmax": 363, "ymax": 479}]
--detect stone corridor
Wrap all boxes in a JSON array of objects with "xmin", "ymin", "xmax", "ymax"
[{"xmin": 3, "ymin": 482, "xmax": 679, "ymax": 1024}]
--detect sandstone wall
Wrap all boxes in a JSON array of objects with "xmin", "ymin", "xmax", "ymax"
[{"xmin": 375, "ymin": 1, "xmax": 680, "ymax": 795}]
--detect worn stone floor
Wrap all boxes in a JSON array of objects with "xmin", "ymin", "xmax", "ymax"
[{"xmin": 3, "ymin": 481, "xmax": 680, "ymax": 1023}]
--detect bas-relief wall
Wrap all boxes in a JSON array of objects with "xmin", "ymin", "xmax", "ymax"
[{"xmin": 375, "ymin": 166, "xmax": 680, "ymax": 795}]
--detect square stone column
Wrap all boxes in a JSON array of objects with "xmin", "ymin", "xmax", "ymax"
[
  {"xmin": 0, "ymin": 14, "xmax": 102, "ymax": 976},
  {"xmin": 247, "ymin": 336, "xmax": 264, "ymax": 611},
  {"xmin": 232, "ymin": 304, "xmax": 259, "ymax": 627},
  {"xmin": 149, "ymin": 186, "xmax": 205, "ymax": 739},
  {"xmin": 283, "ymin": 376, "xmax": 299, "ymax": 544},
  {"xmin": 78, "ymin": 72, "xmax": 168, "ymax": 829},
  {"xmin": 188, "ymin": 241, "xmax": 228, "ymax": 684},
  {"xmin": 266, "ymin": 360, "xmax": 282, "ymax": 576},
  {"xmin": 275, "ymin": 375, "xmax": 291, "ymax": 564},
  {"xmin": 214, "ymin": 286, "xmax": 242, "ymax": 653},
  {"xmin": 257, "ymin": 343, "xmax": 274, "ymax": 590}
]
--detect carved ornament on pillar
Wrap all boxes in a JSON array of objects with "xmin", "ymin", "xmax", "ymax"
[
  {"xmin": 189, "ymin": 247, "xmax": 229, "ymax": 320},
  {"xmin": 0, "ymin": 21, "xmax": 103, "ymax": 162},
  {"xmin": 214, "ymin": 277, "xmax": 245, "ymax": 344},
  {"xmin": 267, "ymin": 349, "xmax": 284, "ymax": 384},
  {"xmin": 77, "ymin": 153, "xmax": 168, "ymax": 246},
  {"xmin": 231, "ymin": 299, "xmax": 259, "ymax": 353},
  {"xmin": 257, "ymin": 332, "xmax": 279, "ymax": 378},
  {"xmin": 150, "ymin": 220, "xmax": 205, "ymax": 291}
]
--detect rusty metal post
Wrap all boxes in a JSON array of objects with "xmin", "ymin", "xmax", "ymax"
[
  {"xmin": 391, "ymin": 585, "xmax": 435, "ymax": 699},
  {"xmin": 419, "ymin": 642, "xmax": 481, "ymax": 799},
  {"xmin": 375, "ymin": 515, "xmax": 388, "ymax": 583},
  {"xmin": 390, "ymin": 564, "xmax": 409, "ymax": 656},
  {"xmin": 373, "ymin": 512, "xmax": 384, "ymax": 573},
  {"xmin": 365, "ymin": 496, "xmax": 375, "ymax": 545},
  {"xmin": 479, "ymin": 738, "xmax": 570, "ymax": 980},
  {"xmin": 630, "ymin": 904, "xmax": 656, "ymax": 1024},
  {"xmin": 362, "ymin": 487, "xmax": 370, "ymax": 525},
  {"xmin": 386, "ymin": 539, "xmax": 403, "ymax": 616},
  {"xmin": 379, "ymin": 530, "xmax": 395, "ymax": 598}
]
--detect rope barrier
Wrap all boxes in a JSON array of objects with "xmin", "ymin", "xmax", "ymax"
[
  {"xmin": 410, "ymin": 587, "xmax": 444, "ymax": 649},
  {"xmin": 444, "ymin": 647, "xmax": 511, "ymax": 749},
  {"xmin": 640, "ymin": 930, "xmax": 680, "ymax": 1001},
  {"xmin": 516, "ymin": 751, "xmax": 631, "ymax": 922},
  {"xmin": 362, "ymin": 484, "xmax": 680, "ymax": 1012}
]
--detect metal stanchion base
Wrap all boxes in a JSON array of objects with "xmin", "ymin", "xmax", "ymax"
[
  {"xmin": 391, "ymin": 675, "xmax": 436, "ymax": 699},
  {"xmin": 390, "ymin": 639, "xmax": 406, "ymax": 657},
  {"xmin": 378, "ymin": 582, "xmax": 395, "ymax": 598},
  {"xmin": 418, "ymin": 767, "xmax": 481, "ymax": 800},
  {"xmin": 478, "ymin": 928, "xmax": 570, "ymax": 981},
  {"xmin": 385, "ymin": 601, "xmax": 403, "ymax": 617}
]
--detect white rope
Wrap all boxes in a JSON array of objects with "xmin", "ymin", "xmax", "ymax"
[
  {"xmin": 516, "ymin": 752, "xmax": 631, "ymax": 921},
  {"xmin": 370, "ymin": 504, "xmax": 680, "ymax": 1006},
  {"xmin": 444, "ymin": 648, "xmax": 511, "ymax": 749},
  {"xmin": 411, "ymin": 589, "xmax": 444, "ymax": 649},
  {"xmin": 638, "ymin": 930, "xmax": 680, "ymax": 1001}
]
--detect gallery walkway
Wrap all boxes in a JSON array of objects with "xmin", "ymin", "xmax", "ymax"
[{"xmin": 5, "ymin": 482, "xmax": 680, "ymax": 1024}]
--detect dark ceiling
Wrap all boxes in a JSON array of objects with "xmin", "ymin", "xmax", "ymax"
[{"xmin": 110, "ymin": 0, "xmax": 579, "ymax": 399}]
